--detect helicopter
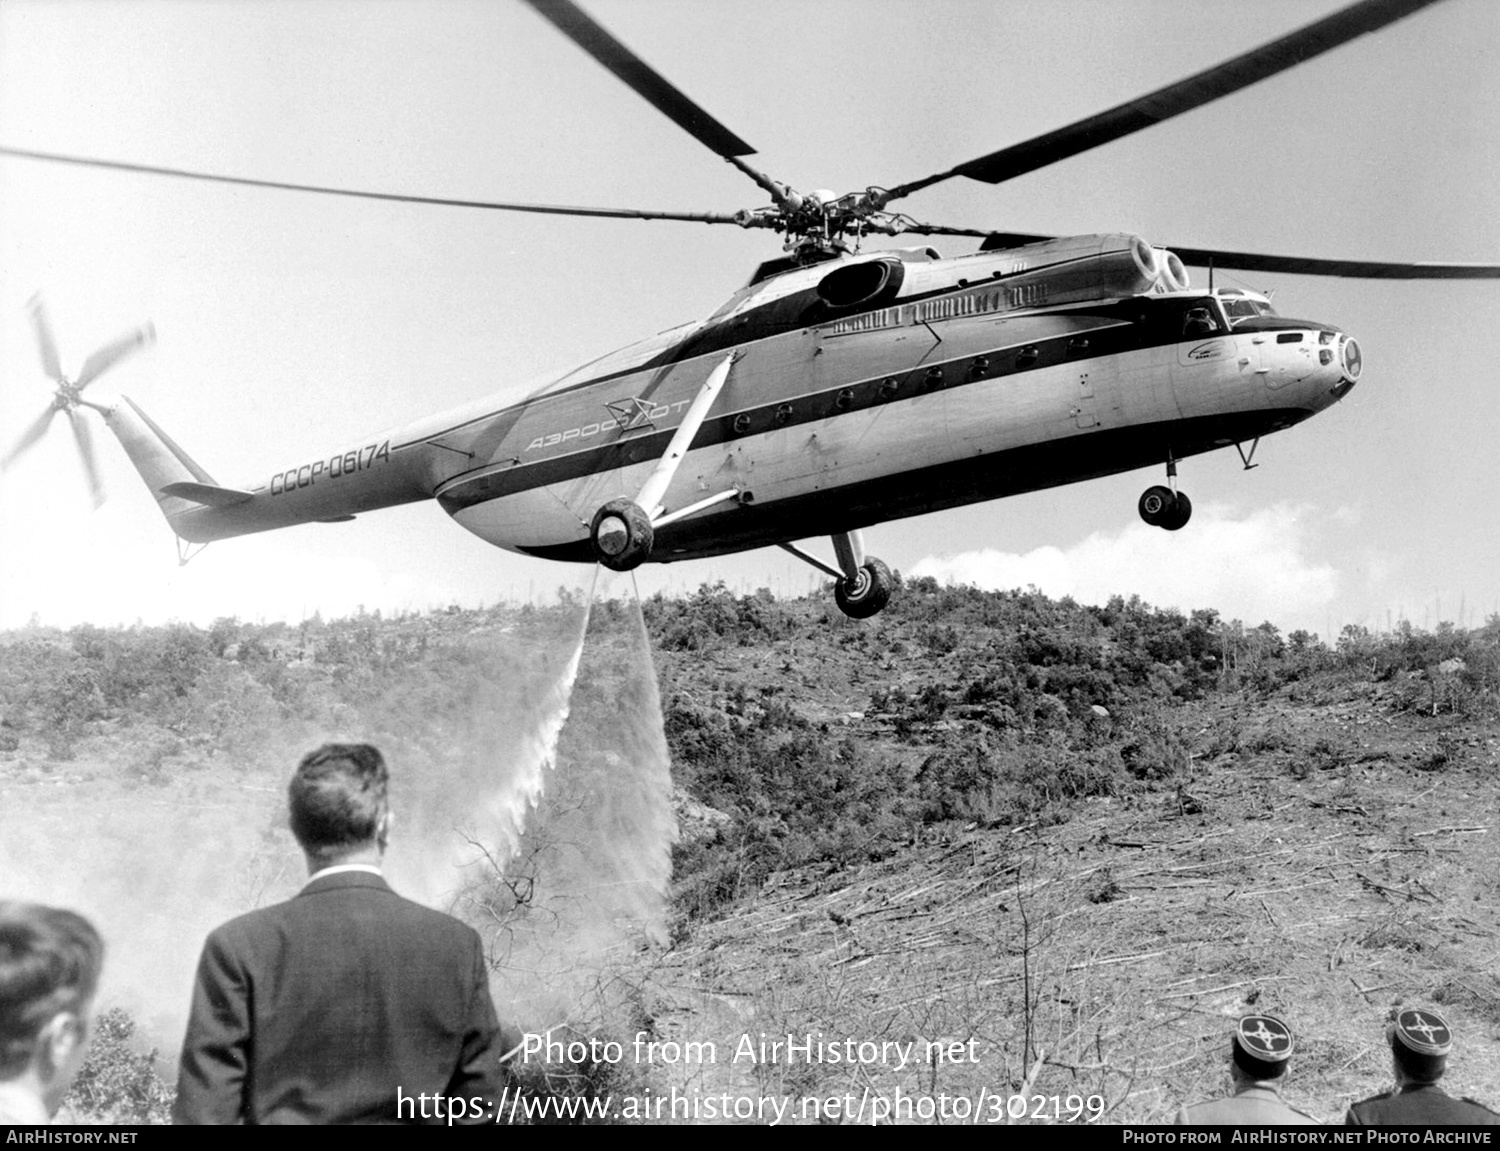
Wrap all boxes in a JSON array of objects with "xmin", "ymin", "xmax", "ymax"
[{"xmin": 2, "ymin": 0, "xmax": 1497, "ymax": 620}]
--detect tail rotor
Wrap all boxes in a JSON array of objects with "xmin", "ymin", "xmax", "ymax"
[{"xmin": 2, "ymin": 295, "xmax": 155, "ymax": 507}]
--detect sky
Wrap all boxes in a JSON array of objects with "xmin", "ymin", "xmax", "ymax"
[{"xmin": 1, "ymin": 0, "xmax": 1497, "ymax": 638}]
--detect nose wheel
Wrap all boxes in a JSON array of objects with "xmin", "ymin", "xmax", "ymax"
[
  {"xmin": 1139, "ymin": 486, "xmax": 1191, "ymax": 531},
  {"xmin": 1139, "ymin": 454, "xmax": 1192, "ymax": 531}
]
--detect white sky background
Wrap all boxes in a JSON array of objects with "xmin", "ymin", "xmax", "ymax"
[{"xmin": 1, "ymin": 0, "xmax": 1497, "ymax": 638}]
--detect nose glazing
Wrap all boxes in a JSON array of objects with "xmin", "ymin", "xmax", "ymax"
[
  {"xmin": 1328, "ymin": 332, "xmax": 1360, "ymax": 400},
  {"xmin": 1341, "ymin": 336, "xmax": 1362, "ymax": 382}
]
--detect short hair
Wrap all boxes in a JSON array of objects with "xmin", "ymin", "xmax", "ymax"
[
  {"xmin": 1386, "ymin": 1008, "xmax": 1451, "ymax": 1085},
  {"xmin": 1392, "ymin": 1039, "xmax": 1445, "ymax": 1085},
  {"xmin": 0, "ymin": 903, "xmax": 104, "ymax": 1078},
  {"xmin": 1232, "ymin": 1042, "xmax": 1288, "ymax": 1081},
  {"xmin": 288, "ymin": 743, "xmax": 390, "ymax": 856}
]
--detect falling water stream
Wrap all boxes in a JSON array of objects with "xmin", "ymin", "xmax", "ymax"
[{"xmin": 1, "ymin": 563, "xmax": 678, "ymax": 1067}]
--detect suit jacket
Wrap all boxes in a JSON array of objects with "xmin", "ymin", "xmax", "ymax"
[
  {"xmin": 173, "ymin": 871, "xmax": 503, "ymax": 1124},
  {"xmin": 1346, "ymin": 1084, "xmax": 1500, "ymax": 1126},
  {"xmin": 1176, "ymin": 1083, "xmax": 1321, "ymax": 1125}
]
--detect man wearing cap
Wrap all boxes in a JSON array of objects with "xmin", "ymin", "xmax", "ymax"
[
  {"xmin": 1176, "ymin": 1015, "xmax": 1320, "ymax": 1125},
  {"xmin": 1345, "ymin": 1007, "xmax": 1500, "ymax": 1125}
]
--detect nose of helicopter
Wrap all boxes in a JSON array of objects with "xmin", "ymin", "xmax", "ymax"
[
  {"xmin": 1261, "ymin": 322, "xmax": 1362, "ymax": 414},
  {"xmin": 1328, "ymin": 330, "xmax": 1362, "ymax": 400}
]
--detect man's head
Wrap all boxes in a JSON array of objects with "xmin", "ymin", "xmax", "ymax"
[
  {"xmin": 288, "ymin": 743, "xmax": 391, "ymax": 868},
  {"xmin": 0, "ymin": 902, "xmax": 103, "ymax": 1115},
  {"xmin": 1387, "ymin": 1007, "xmax": 1451, "ymax": 1086},
  {"xmin": 1230, "ymin": 1014, "xmax": 1294, "ymax": 1086}
]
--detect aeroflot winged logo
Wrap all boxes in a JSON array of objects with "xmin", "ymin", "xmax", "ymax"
[{"xmin": 1187, "ymin": 340, "xmax": 1229, "ymax": 361}]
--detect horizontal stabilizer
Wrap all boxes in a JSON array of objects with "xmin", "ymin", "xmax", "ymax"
[
  {"xmin": 317, "ymin": 515, "xmax": 356, "ymax": 523},
  {"xmin": 160, "ymin": 480, "xmax": 255, "ymax": 508}
]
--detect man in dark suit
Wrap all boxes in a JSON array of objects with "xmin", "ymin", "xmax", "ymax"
[
  {"xmin": 1346, "ymin": 1007, "xmax": 1500, "ymax": 1126},
  {"xmin": 173, "ymin": 743, "xmax": 506, "ymax": 1124}
]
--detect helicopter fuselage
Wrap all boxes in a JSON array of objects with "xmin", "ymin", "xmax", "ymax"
[{"xmin": 112, "ymin": 233, "xmax": 1362, "ymax": 562}]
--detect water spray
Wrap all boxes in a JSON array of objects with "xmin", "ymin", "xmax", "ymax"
[{"xmin": 483, "ymin": 566, "xmax": 598, "ymax": 858}]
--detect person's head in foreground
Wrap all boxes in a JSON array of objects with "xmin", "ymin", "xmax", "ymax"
[
  {"xmin": 288, "ymin": 742, "xmax": 392, "ymax": 872},
  {"xmin": 1230, "ymin": 1013, "xmax": 1294, "ymax": 1088},
  {"xmin": 0, "ymin": 902, "xmax": 104, "ymax": 1122},
  {"xmin": 1387, "ymin": 1006, "xmax": 1451, "ymax": 1087}
]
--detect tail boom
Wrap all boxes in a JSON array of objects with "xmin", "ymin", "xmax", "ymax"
[{"xmin": 101, "ymin": 396, "xmax": 432, "ymax": 543}]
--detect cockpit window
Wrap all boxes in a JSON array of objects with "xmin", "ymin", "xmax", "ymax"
[
  {"xmin": 1222, "ymin": 297, "xmax": 1278, "ymax": 323},
  {"xmin": 1182, "ymin": 305, "xmax": 1222, "ymax": 337}
]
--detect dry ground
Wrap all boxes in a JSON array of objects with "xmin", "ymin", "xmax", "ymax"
[{"xmin": 628, "ymin": 680, "xmax": 1500, "ymax": 1124}]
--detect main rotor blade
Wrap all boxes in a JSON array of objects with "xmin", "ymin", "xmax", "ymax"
[
  {"xmin": 978, "ymin": 231, "xmax": 1500, "ymax": 279},
  {"xmin": 895, "ymin": 221, "xmax": 992, "ymax": 240},
  {"xmin": 0, "ymin": 406, "xmax": 58, "ymax": 473},
  {"xmin": 75, "ymin": 324, "xmax": 156, "ymax": 391},
  {"xmin": 521, "ymin": 0, "xmax": 755, "ymax": 160},
  {"xmin": 0, "ymin": 147, "xmax": 751, "ymax": 226},
  {"xmin": 884, "ymin": 0, "xmax": 1442, "ymax": 203},
  {"xmin": 1166, "ymin": 246, "xmax": 1500, "ymax": 280},
  {"xmin": 28, "ymin": 296, "xmax": 63, "ymax": 382},
  {"xmin": 67, "ymin": 409, "xmax": 105, "ymax": 508}
]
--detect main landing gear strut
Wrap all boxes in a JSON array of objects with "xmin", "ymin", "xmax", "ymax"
[
  {"xmin": 1138, "ymin": 454, "xmax": 1192, "ymax": 531},
  {"xmin": 589, "ymin": 351, "xmax": 744, "ymax": 572},
  {"xmin": 587, "ymin": 351, "xmax": 893, "ymax": 618},
  {"xmin": 779, "ymin": 531, "xmax": 893, "ymax": 620}
]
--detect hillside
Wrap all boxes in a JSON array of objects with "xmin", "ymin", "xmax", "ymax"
[
  {"xmin": 645, "ymin": 677, "xmax": 1500, "ymax": 1124},
  {"xmin": 2, "ymin": 579, "xmax": 1498, "ymax": 1124}
]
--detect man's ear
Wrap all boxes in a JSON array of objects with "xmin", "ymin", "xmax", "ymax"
[
  {"xmin": 37, "ymin": 1011, "xmax": 84, "ymax": 1080},
  {"xmin": 377, "ymin": 809, "xmax": 394, "ymax": 848}
]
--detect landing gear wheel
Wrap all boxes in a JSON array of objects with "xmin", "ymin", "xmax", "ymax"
[
  {"xmin": 1159, "ymin": 490, "xmax": 1192, "ymax": 531},
  {"xmin": 589, "ymin": 498, "xmax": 654, "ymax": 571},
  {"xmin": 834, "ymin": 557, "xmax": 893, "ymax": 619},
  {"xmin": 1138, "ymin": 485, "xmax": 1175, "ymax": 526}
]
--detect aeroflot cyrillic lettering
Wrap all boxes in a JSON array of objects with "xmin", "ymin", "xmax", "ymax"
[
  {"xmin": 524, "ymin": 399, "xmax": 694, "ymax": 453},
  {"xmin": 271, "ymin": 440, "xmax": 390, "ymax": 495}
]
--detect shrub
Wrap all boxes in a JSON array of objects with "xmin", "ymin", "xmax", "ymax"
[{"xmin": 66, "ymin": 1007, "xmax": 174, "ymax": 1124}]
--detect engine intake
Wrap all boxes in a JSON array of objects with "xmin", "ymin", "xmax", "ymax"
[{"xmin": 816, "ymin": 258, "xmax": 905, "ymax": 310}]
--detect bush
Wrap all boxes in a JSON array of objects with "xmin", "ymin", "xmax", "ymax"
[{"xmin": 66, "ymin": 1007, "xmax": 174, "ymax": 1124}]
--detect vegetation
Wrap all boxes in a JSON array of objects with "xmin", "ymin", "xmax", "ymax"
[
  {"xmin": 5, "ymin": 583, "xmax": 1498, "ymax": 918},
  {"xmin": 5, "ymin": 580, "xmax": 1499, "ymax": 1121},
  {"xmin": 66, "ymin": 1009, "xmax": 174, "ymax": 1125}
]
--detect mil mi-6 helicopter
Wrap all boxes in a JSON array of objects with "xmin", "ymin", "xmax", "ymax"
[{"xmin": 3, "ymin": 0, "xmax": 1497, "ymax": 618}]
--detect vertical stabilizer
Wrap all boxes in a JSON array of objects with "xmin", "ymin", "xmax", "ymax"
[{"xmin": 100, "ymin": 396, "xmax": 220, "ymax": 526}]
